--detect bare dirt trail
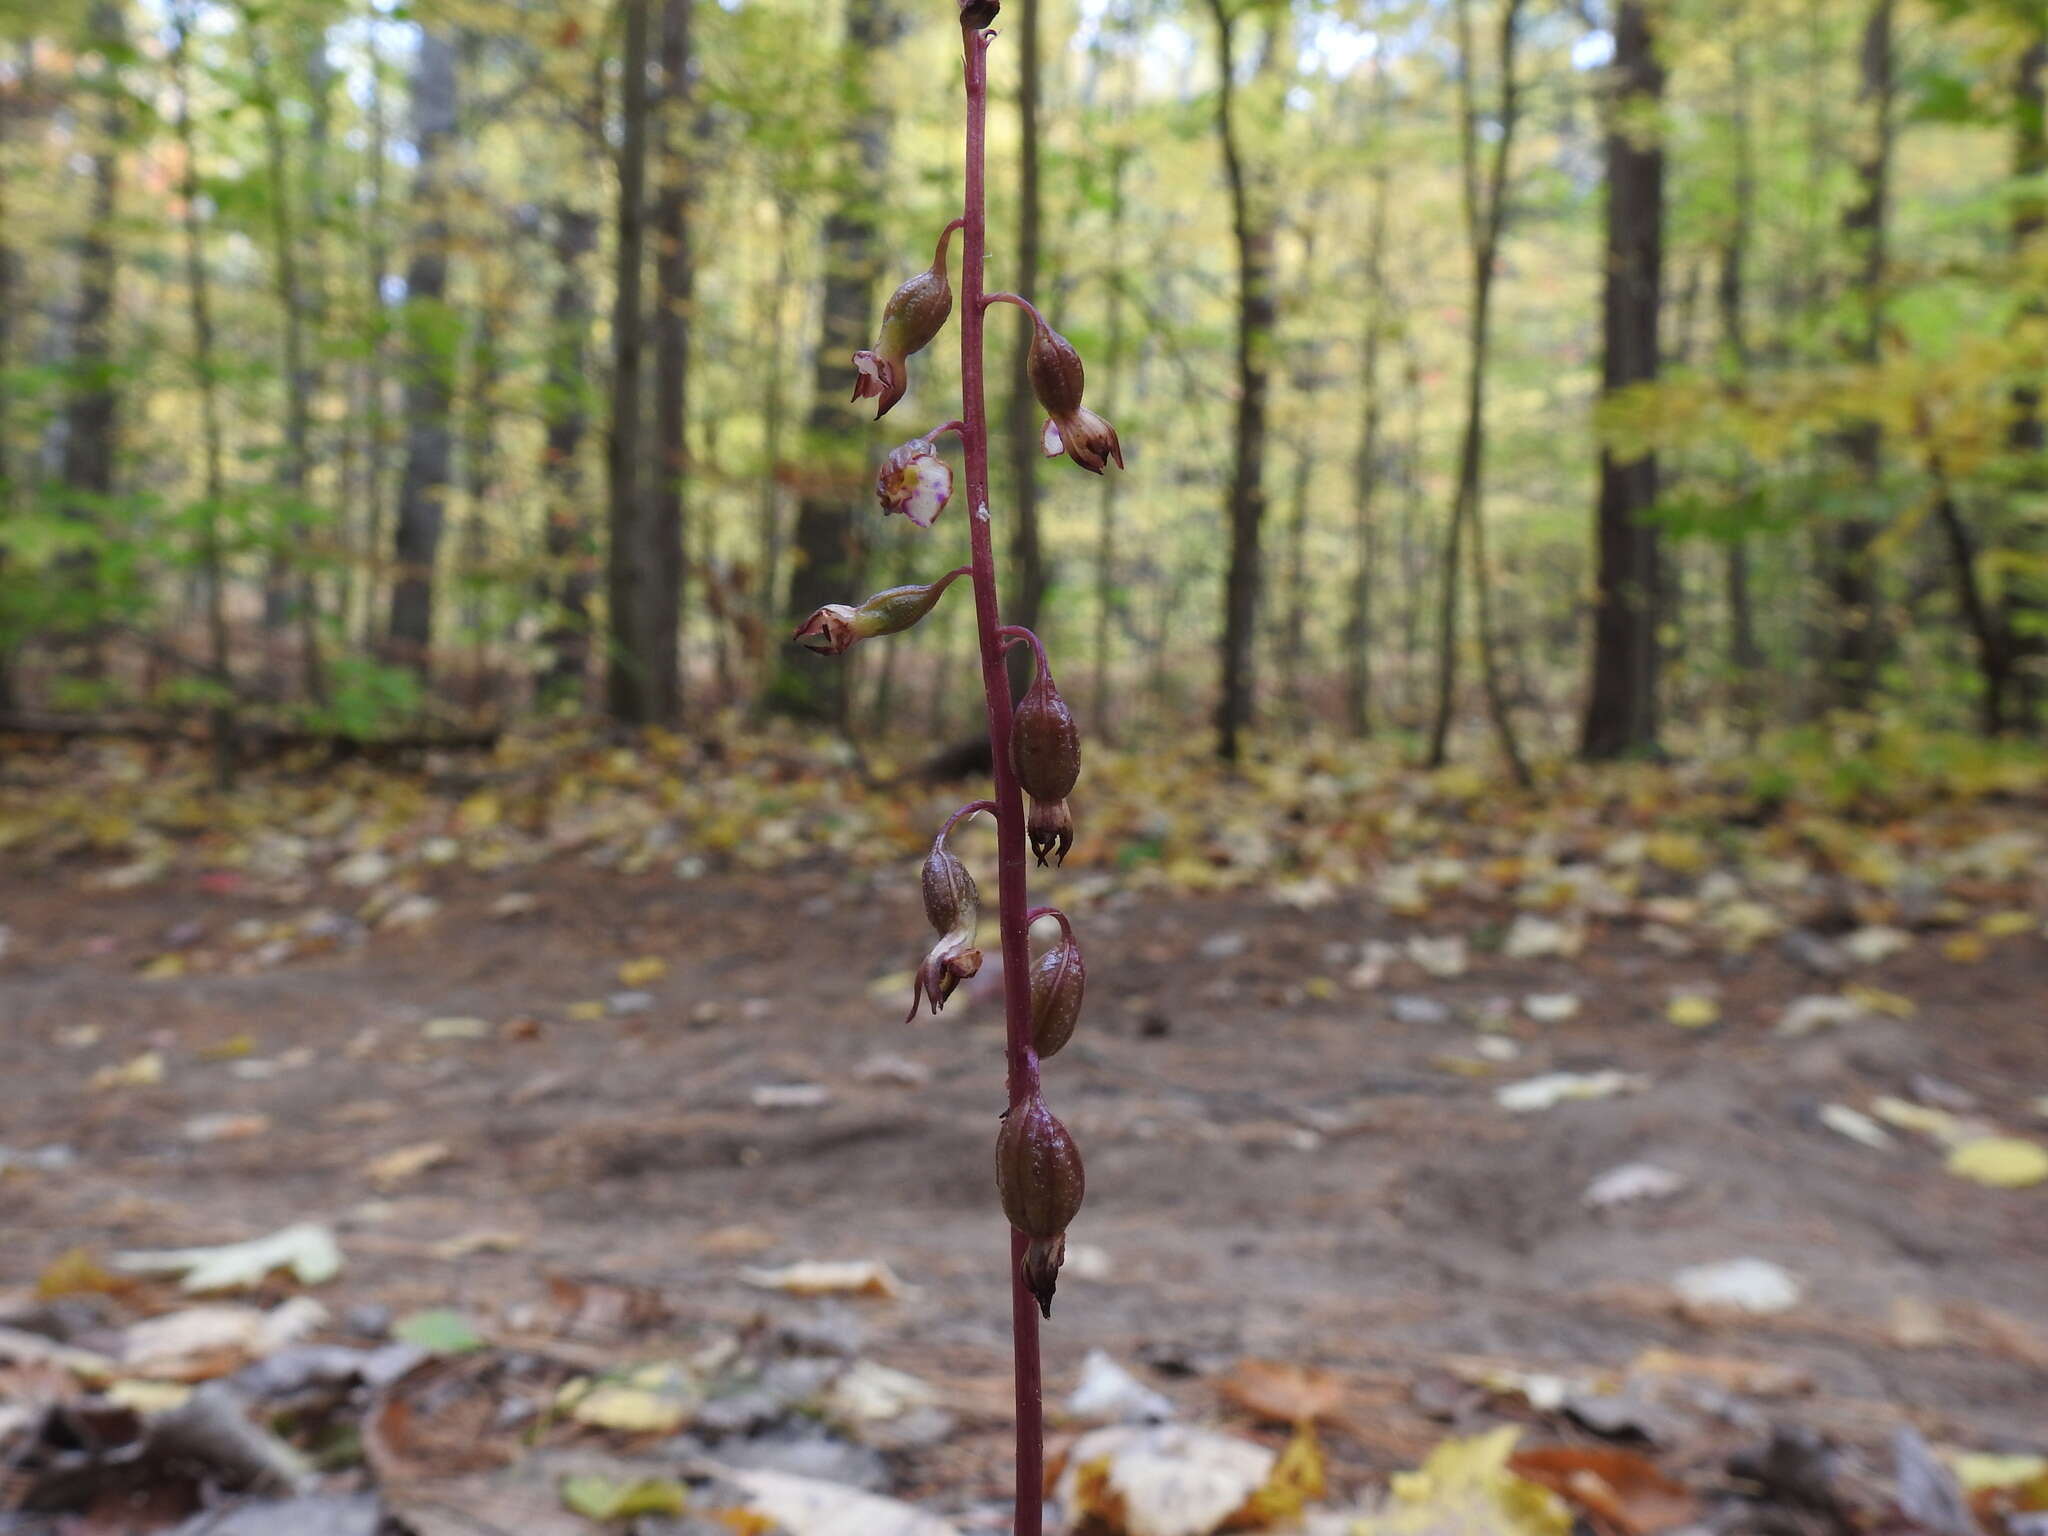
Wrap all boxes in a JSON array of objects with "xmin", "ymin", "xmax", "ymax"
[{"xmin": 2, "ymin": 859, "xmax": 2046, "ymax": 1510}]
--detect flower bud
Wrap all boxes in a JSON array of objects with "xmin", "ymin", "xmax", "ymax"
[
  {"xmin": 921, "ymin": 843, "xmax": 979, "ymax": 937},
  {"xmin": 1028, "ymin": 928, "xmax": 1084, "ymax": 1059},
  {"xmin": 877, "ymin": 437, "xmax": 954, "ymax": 527},
  {"xmin": 1025, "ymin": 797, "xmax": 1074, "ymax": 868},
  {"xmin": 1025, "ymin": 314, "xmax": 1124, "ymax": 475},
  {"xmin": 995, "ymin": 1096, "xmax": 1085, "ymax": 1316}
]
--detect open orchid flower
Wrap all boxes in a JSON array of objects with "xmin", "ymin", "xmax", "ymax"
[
  {"xmin": 851, "ymin": 223, "xmax": 961, "ymax": 420},
  {"xmin": 877, "ymin": 434, "xmax": 955, "ymax": 527},
  {"xmin": 1024, "ymin": 312, "xmax": 1123, "ymax": 474}
]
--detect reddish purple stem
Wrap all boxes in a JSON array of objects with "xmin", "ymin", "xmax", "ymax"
[{"xmin": 959, "ymin": 19, "xmax": 1045, "ymax": 1534}]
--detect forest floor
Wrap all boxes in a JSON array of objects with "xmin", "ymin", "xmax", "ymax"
[{"xmin": 1, "ymin": 732, "xmax": 2046, "ymax": 1534}]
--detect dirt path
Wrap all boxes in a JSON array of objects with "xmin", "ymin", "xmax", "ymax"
[{"xmin": 3, "ymin": 860, "xmax": 2045, "ymax": 1509}]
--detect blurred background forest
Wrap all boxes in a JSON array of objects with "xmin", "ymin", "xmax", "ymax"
[{"xmin": 0, "ymin": 0, "xmax": 2043, "ymax": 774}]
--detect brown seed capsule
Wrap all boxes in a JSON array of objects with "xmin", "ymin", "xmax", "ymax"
[
  {"xmin": 1025, "ymin": 317, "xmax": 1087, "ymax": 418},
  {"xmin": 1010, "ymin": 661, "xmax": 1080, "ymax": 806},
  {"xmin": 1028, "ymin": 930, "xmax": 1084, "ymax": 1059},
  {"xmin": 921, "ymin": 843, "xmax": 979, "ymax": 936},
  {"xmin": 996, "ymin": 1096, "xmax": 1085, "ymax": 1318}
]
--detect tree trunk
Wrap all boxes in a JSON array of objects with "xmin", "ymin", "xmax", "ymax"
[
  {"xmin": 1426, "ymin": 0, "xmax": 1529, "ymax": 786},
  {"xmin": 359, "ymin": 31, "xmax": 392, "ymax": 649},
  {"xmin": 1207, "ymin": 0, "xmax": 1278, "ymax": 765},
  {"xmin": 540, "ymin": 206, "xmax": 598, "ymax": 705},
  {"xmin": 59, "ymin": 1, "xmax": 125, "ymax": 672},
  {"xmin": 1002, "ymin": 0, "xmax": 1047, "ymax": 702},
  {"xmin": 0, "ymin": 41, "xmax": 19, "ymax": 712},
  {"xmin": 386, "ymin": 29, "xmax": 459, "ymax": 673},
  {"xmin": 171, "ymin": 1, "xmax": 235, "ymax": 783},
  {"xmin": 2009, "ymin": 31, "xmax": 2046, "ymax": 729},
  {"xmin": 773, "ymin": 0, "xmax": 898, "ymax": 722},
  {"xmin": 1824, "ymin": 0, "xmax": 1894, "ymax": 712},
  {"xmin": 1277, "ymin": 438, "xmax": 1312, "ymax": 726},
  {"xmin": 460, "ymin": 299, "xmax": 500, "ymax": 706},
  {"xmin": 754, "ymin": 197, "xmax": 795, "ymax": 693},
  {"xmin": 1344, "ymin": 65, "xmax": 1393, "ymax": 738},
  {"xmin": 1718, "ymin": 29, "xmax": 1763, "ymax": 697},
  {"xmin": 1928, "ymin": 452, "xmax": 2014, "ymax": 735},
  {"xmin": 646, "ymin": 0, "xmax": 694, "ymax": 721},
  {"xmin": 1581, "ymin": 0, "xmax": 1665, "ymax": 760}
]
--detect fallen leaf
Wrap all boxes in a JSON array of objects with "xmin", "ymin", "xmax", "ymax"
[
  {"xmin": 429, "ymin": 1229, "xmax": 528, "ymax": 1260},
  {"xmin": 560, "ymin": 1362, "xmax": 698, "ymax": 1433},
  {"xmin": 37, "ymin": 1246, "xmax": 134, "ymax": 1299},
  {"xmin": 1523, "ymin": 992, "xmax": 1581, "ymax": 1023},
  {"xmin": 393, "ymin": 1309, "xmax": 487, "ymax": 1355},
  {"xmin": 1352, "ymin": 1425, "xmax": 1571, "ymax": 1536},
  {"xmin": 1508, "ymin": 1445, "xmax": 1696, "ymax": 1535},
  {"xmin": 1945, "ymin": 1137, "xmax": 2048, "ymax": 1188},
  {"xmin": 1069, "ymin": 1349, "xmax": 1175, "ymax": 1423},
  {"xmin": 1820, "ymin": 1103, "xmax": 1894, "ymax": 1149},
  {"xmin": 123, "ymin": 1296, "xmax": 326, "ymax": 1379},
  {"xmin": 1671, "ymin": 1257, "xmax": 1802, "ymax": 1316},
  {"xmin": 1496, "ymin": 1070, "xmax": 1648, "ymax": 1113},
  {"xmin": 1406, "ymin": 934, "xmax": 1468, "ymax": 979},
  {"xmin": 1055, "ymin": 1422, "xmax": 1283, "ymax": 1536},
  {"xmin": 90, "ymin": 1050, "xmax": 166, "ymax": 1090},
  {"xmin": 105, "ymin": 1378, "xmax": 193, "ymax": 1415},
  {"xmin": 183, "ymin": 1112, "xmax": 272, "ymax": 1143},
  {"xmin": 1583, "ymin": 1163, "xmax": 1687, "ymax": 1209},
  {"xmin": 739, "ymin": 1260, "xmax": 906, "ymax": 1299},
  {"xmin": 617, "ymin": 956, "xmax": 668, "ymax": 987},
  {"xmin": 1665, "ymin": 992, "xmax": 1719, "ymax": 1029},
  {"xmin": 751, "ymin": 1082, "xmax": 833, "ymax": 1110},
  {"xmin": 1626, "ymin": 1349, "xmax": 1810, "ymax": 1397},
  {"xmin": 1870, "ymin": 1096, "xmax": 1970, "ymax": 1145},
  {"xmin": 422, "ymin": 1016, "xmax": 490, "ymax": 1040},
  {"xmin": 114, "ymin": 1222, "xmax": 343, "ymax": 1292},
  {"xmin": 364, "ymin": 1141, "xmax": 452, "ymax": 1189},
  {"xmin": 719, "ymin": 1466, "xmax": 960, "ymax": 1535},
  {"xmin": 1215, "ymin": 1358, "xmax": 1343, "ymax": 1425},
  {"xmin": 559, "ymin": 1473, "xmax": 689, "ymax": 1521}
]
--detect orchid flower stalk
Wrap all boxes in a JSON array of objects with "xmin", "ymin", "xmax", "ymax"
[{"xmin": 790, "ymin": 2, "xmax": 1124, "ymax": 1527}]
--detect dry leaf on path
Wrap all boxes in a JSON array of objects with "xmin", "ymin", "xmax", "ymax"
[
  {"xmin": 115, "ymin": 1223, "xmax": 343, "ymax": 1292},
  {"xmin": 1351, "ymin": 1426, "xmax": 1571, "ymax": 1536},
  {"xmin": 738, "ymin": 1260, "xmax": 906, "ymax": 1299},
  {"xmin": 364, "ymin": 1141, "xmax": 452, "ymax": 1189},
  {"xmin": 1069, "ymin": 1349, "xmax": 1174, "ymax": 1423},
  {"xmin": 1496, "ymin": 1071, "xmax": 1648, "ymax": 1113},
  {"xmin": 1671, "ymin": 1257, "xmax": 1801, "ymax": 1316},
  {"xmin": 1945, "ymin": 1137, "xmax": 2048, "ymax": 1188},
  {"xmin": 1508, "ymin": 1445, "xmax": 1696, "ymax": 1535},
  {"xmin": 122, "ymin": 1297, "xmax": 326, "ymax": 1380},
  {"xmin": 1626, "ymin": 1349, "xmax": 1811, "ymax": 1397},
  {"xmin": 720, "ymin": 1466, "xmax": 959, "ymax": 1536},
  {"xmin": 1215, "ymin": 1358, "xmax": 1344, "ymax": 1425},
  {"xmin": 1055, "ymin": 1422, "xmax": 1319, "ymax": 1536}
]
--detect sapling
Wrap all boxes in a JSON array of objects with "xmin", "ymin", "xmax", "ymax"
[{"xmin": 792, "ymin": 2, "xmax": 1123, "ymax": 1526}]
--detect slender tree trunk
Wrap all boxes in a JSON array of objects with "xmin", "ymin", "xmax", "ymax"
[
  {"xmin": 0, "ymin": 43, "xmax": 19, "ymax": 712},
  {"xmin": 1927, "ymin": 448, "xmax": 2014, "ymax": 735},
  {"xmin": 1426, "ymin": 0, "xmax": 1529, "ymax": 786},
  {"xmin": 59, "ymin": 2, "xmax": 126, "ymax": 674},
  {"xmin": 605, "ymin": 0, "xmax": 657, "ymax": 722},
  {"xmin": 1718, "ymin": 30, "xmax": 1763, "ymax": 699},
  {"xmin": 460, "ymin": 300, "xmax": 500, "ymax": 706},
  {"xmin": 1002, "ymin": 0, "xmax": 1047, "ymax": 701},
  {"xmin": 387, "ymin": 29, "xmax": 459, "ymax": 673},
  {"xmin": 172, "ymin": 2, "xmax": 235, "ymax": 784},
  {"xmin": 360, "ymin": 32, "xmax": 392, "ymax": 649},
  {"xmin": 1206, "ymin": 0, "xmax": 1278, "ymax": 764},
  {"xmin": 754, "ymin": 197, "xmax": 795, "ymax": 690},
  {"xmin": 539, "ymin": 206, "xmax": 598, "ymax": 705},
  {"xmin": 774, "ymin": 0, "xmax": 898, "ymax": 722},
  {"xmin": 2009, "ymin": 32, "xmax": 2046, "ymax": 728},
  {"xmin": 1344, "ymin": 68, "xmax": 1393, "ymax": 738},
  {"xmin": 1277, "ymin": 438, "xmax": 1313, "ymax": 726},
  {"xmin": 1825, "ymin": 0, "xmax": 1894, "ymax": 712},
  {"xmin": 646, "ymin": 0, "xmax": 694, "ymax": 721},
  {"xmin": 1581, "ymin": 0, "xmax": 1665, "ymax": 760}
]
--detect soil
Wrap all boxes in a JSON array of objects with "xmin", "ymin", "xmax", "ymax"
[{"xmin": 2, "ymin": 856, "xmax": 2045, "ymax": 1512}]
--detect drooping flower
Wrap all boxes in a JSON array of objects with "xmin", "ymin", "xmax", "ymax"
[
  {"xmin": 995, "ymin": 1095, "xmax": 1086, "ymax": 1318},
  {"xmin": 1026, "ymin": 315, "xmax": 1123, "ymax": 475},
  {"xmin": 793, "ymin": 567, "xmax": 969, "ymax": 656},
  {"xmin": 1008, "ymin": 630, "xmax": 1081, "ymax": 864},
  {"xmin": 877, "ymin": 436, "xmax": 954, "ymax": 528},
  {"xmin": 906, "ymin": 826, "xmax": 983, "ymax": 1022},
  {"xmin": 851, "ymin": 227, "xmax": 959, "ymax": 420}
]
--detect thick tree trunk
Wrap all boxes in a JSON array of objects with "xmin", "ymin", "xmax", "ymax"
[
  {"xmin": 1581, "ymin": 0, "xmax": 1665, "ymax": 760},
  {"xmin": 1207, "ymin": 0, "xmax": 1277, "ymax": 764},
  {"xmin": 1824, "ymin": 0, "xmax": 1894, "ymax": 713},
  {"xmin": 539, "ymin": 207, "xmax": 598, "ymax": 705},
  {"xmin": 1002, "ymin": 0, "xmax": 1047, "ymax": 702},
  {"xmin": 387, "ymin": 30, "xmax": 459, "ymax": 672},
  {"xmin": 643, "ymin": 0, "xmax": 694, "ymax": 722},
  {"xmin": 59, "ymin": 2, "xmax": 125, "ymax": 672},
  {"xmin": 773, "ymin": 0, "xmax": 898, "ymax": 722}
]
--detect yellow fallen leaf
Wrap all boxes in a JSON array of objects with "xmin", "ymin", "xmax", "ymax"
[
  {"xmin": 1978, "ymin": 910, "xmax": 2035, "ymax": 939},
  {"xmin": 1355, "ymin": 1426, "xmax": 1572, "ymax": 1536},
  {"xmin": 364, "ymin": 1141, "xmax": 452, "ymax": 1189},
  {"xmin": 138, "ymin": 953, "xmax": 186, "ymax": 980},
  {"xmin": 1667, "ymin": 993, "xmax": 1719, "ymax": 1029},
  {"xmin": 105, "ymin": 1379, "xmax": 193, "ymax": 1414},
  {"xmin": 567, "ymin": 999, "xmax": 607, "ymax": 1021},
  {"xmin": 456, "ymin": 790, "xmax": 501, "ymax": 831},
  {"xmin": 1870, "ymin": 1096, "xmax": 1966, "ymax": 1144},
  {"xmin": 1843, "ymin": 983, "xmax": 1915, "ymax": 1018},
  {"xmin": 737, "ymin": 1260, "xmax": 906, "ymax": 1299},
  {"xmin": 90, "ymin": 1051, "xmax": 165, "ymax": 1090},
  {"xmin": 1946, "ymin": 1137, "xmax": 2048, "ymax": 1189},
  {"xmin": 1233, "ymin": 1427, "xmax": 1325, "ymax": 1526},
  {"xmin": 1949, "ymin": 1452, "xmax": 2048, "ymax": 1498},
  {"xmin": 618, "ymin": 956, "xmax": 668, "ymax": 987},
  {"xmin": 1941, "ymin": 933, "xmax": 1988, "ymax": 964},
  {"xmin": 566, "ymin": 1382, "xmax": 692, "ymax": 1434}
]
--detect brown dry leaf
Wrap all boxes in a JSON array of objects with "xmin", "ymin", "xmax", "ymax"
[
  {"xmin": 1055, "ymin": 1422, "xmax": 1312, "ymax": 1536},
  {"xmin": 1626, "ymin": 1348, "xmax": 1811, "ymax": 1398},
  {"xmin": 364, "ymin": 1141, "xmax": 452, "ymax": 1189},
  {"xmin": 1509, "ymin": 1445, "xmax": 1697, "ymax": 1535},
  {"xmin": 543, "ymin": 1273, "xmax": 672, "ymax": 1340},
  {"xmin": 36, "ymin": 1247, "xmax": 137, "ymax": 1300},
  {"xmin": 718, "ymin": 1466, "xmax": 959, "ymax": 1535},
  {"xmin": 1215, "ymin": 1358, "xmax": 1344, "ymax": 1425},
  {"xmin": 738, "ymin": 1259, "xmax": 906, "ymax": 1299}
]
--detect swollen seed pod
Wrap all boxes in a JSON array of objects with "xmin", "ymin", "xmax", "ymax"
[
  {"xmin": 1010, "ymin": 663, "xmax": 1080, "ymax": 806},
  {"xmin": 996, "ymin": 1096, "xmax": 1085, "ymax": 1318},
  {"xmin": 921, "ymin": 843, "xmax": 979, "ymax": 937},
  {"xmin": 1028, "ymin": 932, "xmax": 1084, "ymax": 1059},
  {"xmin": 1025, "ymin": 317, "xmax": 1087, "ymax": 418}
]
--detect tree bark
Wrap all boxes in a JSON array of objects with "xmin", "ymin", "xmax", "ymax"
[
  {"xmin": 644, "ymin": 0, "xmax": 694, "ymax": 722},
  {"xmin": 1344, "ymin": 62, "xmax": 1393, "ymax": 738},
  {"xmin": 1002, "ymin": 0, "xmax": 1047, "ymax": 702},
  {"xmin": 1207, "ymin": 0, "xmax": 1278, "ymax": 764},
  {"xmin": 358, "ymin": 30, "xmax": 392, "ymax": 648},
  {"xmin": 386, "ymin": 29, "xmax": 459, "ymax": 672},
  {"xmin": 1425, "ymin": 0, "xmax": 1530, "ymax": 785},
  {"xmin": 1581, "ymin": 0, "xmax": 1666, "ymax": 760},
  {"xmin": 540, "ymin": 206, "xmax": 599, "ymax": 705},
  {"xmin": 1824, "ymin": 0, "xmax": 1893, "ymax": 713},
  {"xmin": 2009, "ymin": 31, "xmax": 2046, "ymax": 728},
  {"xmin": 0, "ymin": 41, "xmax": 19, "ymax": 712},
  {"xmin": 773, "ymin": 0, "xmax": 898, "ymax": 722},
  {"xmin": 1718, "ymin": 29, "xmax": 1762, "ymax": 695},
  {"xmin": 58, "ymin": 2, "xmax": 126, "ymax": 673}
]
